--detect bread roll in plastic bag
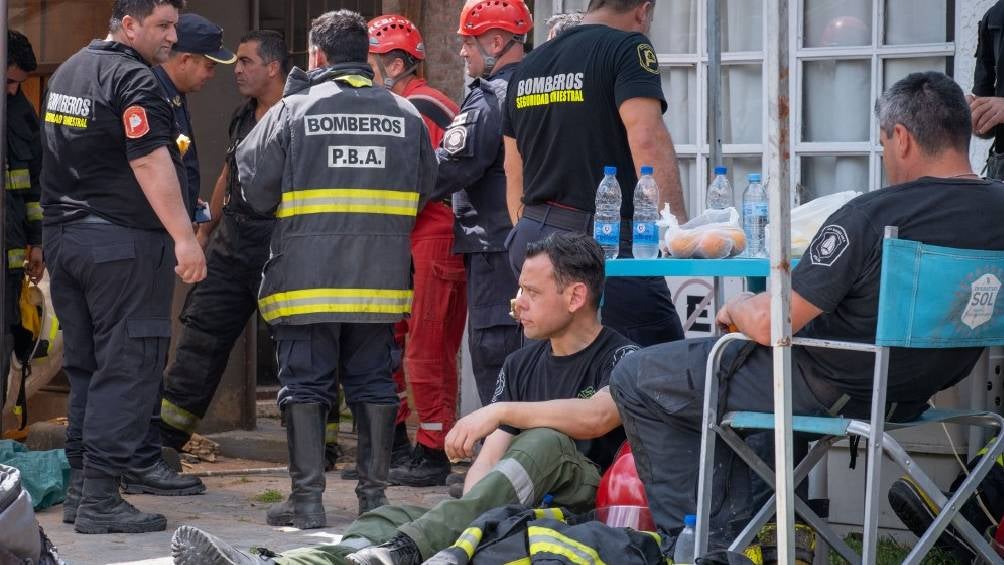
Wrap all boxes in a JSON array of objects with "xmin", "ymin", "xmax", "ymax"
[{"xmin": 658, "ymin": 206, "xmax": 747, "ymax": 259}]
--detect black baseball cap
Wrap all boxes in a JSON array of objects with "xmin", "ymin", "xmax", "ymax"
[{"xmin": 173, "ymin": 13, "xmax": 236, "ymax": 64}]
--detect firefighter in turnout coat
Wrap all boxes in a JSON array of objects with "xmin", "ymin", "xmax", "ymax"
[{"xmin": 237, "ymin": 10, "xmax": 438, "ymax": 527}]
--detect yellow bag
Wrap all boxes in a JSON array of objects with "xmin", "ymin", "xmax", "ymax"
[{"xmin": 18, "ymin": 277, "xmax": 41, "ymax": 340}]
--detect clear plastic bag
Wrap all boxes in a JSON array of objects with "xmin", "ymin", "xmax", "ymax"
[
  {"xmin": 658, "ymin": 206, "xmax": 747, "ymax": 259},
  {"xmin": 766, "ymin": 191, "xmax": 860, "ymax": 256}
]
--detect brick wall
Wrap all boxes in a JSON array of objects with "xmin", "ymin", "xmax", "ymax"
[{"xmin": 382, "ymin": 0, "xmax": 467, "ymax": 102}]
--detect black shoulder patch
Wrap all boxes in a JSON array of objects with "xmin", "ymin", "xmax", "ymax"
[{"xmin": 408, "ymin": 97, "xmax": 453, "ymax": 130}]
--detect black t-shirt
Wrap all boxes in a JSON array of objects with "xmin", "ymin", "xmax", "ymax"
[
  {"xmin": 503, "ymin": 24, "xmax": 666, "ymax": 218},
  {"xmin": 41, "ymin": 40, "xmax": 185, "ymax": 230},
  {"xmin": 792, "ymin": 178, "xmax": 1004, "ymax": 407},
  {"xmin": 223, "ymin": 99, "xmax": 270, "ymax": 218},
  {"xmin": 490, "ymin": 327, "xmax": 639, "ymax": 472}
]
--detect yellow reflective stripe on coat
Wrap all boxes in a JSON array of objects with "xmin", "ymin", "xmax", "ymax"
[
  {"xmin": 533, "ymin": 507, "xmax": 565, "ymax": 521},
  {"xmin": 276, "ymin": 188, "xmax": 419, "ymax": 219},
  {"xmin": 503, "ymin": 559, "xmax": 531, "ymax": 565},
  {"xmin": 259, "ymin": 288, "xmax": 413, "ymax": 322},
  {"xmin": 334, "ymin": 74, "xmax": 374, "ymax": 88},
  {"xmin": 976, "ymin": 436, "xmax": 1004, "ymax": 467},
  {"xmin": 7, "ymin": 248, "xmax": 25, "ymax": 270},
  {"xmin": 161, "ymin": 398, "xmax": 200, "ymax": 434},
  {"xmin": 528, "ymin": 526, "xmax": 606, "ymax": 565},
  {"xmin": 451, "ymin": 526, "xmax": 483, "ymax": 559},
  {"xmin": 6, "ymin": 168, "xmax": 30, "ymax": 190},
  {"xmin": 26, "ymin": 201, "xmax": 42, "ymax": 222}
]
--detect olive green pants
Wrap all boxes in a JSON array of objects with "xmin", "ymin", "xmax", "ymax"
[{"xmin": 277, "ymin": 428, "xmax": 601, "ymax": 564}]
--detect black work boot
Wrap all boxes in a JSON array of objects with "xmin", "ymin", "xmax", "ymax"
[
  {"xmin": 62, "ymin": 468, "xmax": 84, "ymax": 523},
  {"xmin": 266, "ymin": 403, "xmax": 327, "ymax": 529},
  {"xmin": 389, "ymin": 444, "xmax": 451, "ymax": 487},
  {"xmin": 122, "ymin": 458, "xmax": 205, "ymax": 496},
  {"xmin": 74, "ymin": 476, "xmax": 166, "ymax": 534},
  {"xmin": 888, "ymin": 477, "xmax": 977, "ymax": 562},
  {"xmin": 355, "ymin": 403, "xmax": 397, "ymax": 515},
  {"xmin": 342, "ymin": 421, "xmax": 411, "ymax": 481},
  {"xmin": 346, "ymin": 533, "xmax": 422, "ymax": 565},
  {"xmin": 172, "ymin": 525, "xmax": 278, "ymax": 564}
]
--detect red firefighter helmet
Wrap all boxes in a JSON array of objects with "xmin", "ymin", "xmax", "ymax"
[
  {"xmin": 368, "ymin": 15, "xmax": 426, "ymax": 60},
  {"xmin": 457, "ymin": 0, "xmax": 533, "ymax": 37},
  {"xmin": 595, "ymin": 443, "xmax": 655, "ymax": 531}
]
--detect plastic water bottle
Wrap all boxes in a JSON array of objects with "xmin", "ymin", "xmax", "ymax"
[
  {"xmin": 742, "ymin": 173, "xmax": 768, "ymax": 258},
  {"xmin": 706, "ymin": 166, "xmax": 733, "ymax": 210},
  {"xmin": 632, "ymin": 165, "xmax": 660, "ymax": 259},
  {"xmin": 593, "ymin": 166, "xmax": 621, "ymax": 259},
  {"xmin": 673, "ymin": 514, "xmax": 697, "ymax": 564}
]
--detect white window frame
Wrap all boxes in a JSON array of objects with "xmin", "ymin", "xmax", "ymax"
[
  {"xmin": 789, "ymin": 0, "xmax": 955, "ymax": 199},
  {"xmin": 655, "ymin": 0, "xmax": 770, "ymax": 213}
]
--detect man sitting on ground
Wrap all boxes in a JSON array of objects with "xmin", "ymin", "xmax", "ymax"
[
  {"xmin": 170, "ymin": 232, "xmax": 637, "ymax": 565},
  {"xmin": 609, "ymin": 71, "xmax": 1004, "ymax": 553}
]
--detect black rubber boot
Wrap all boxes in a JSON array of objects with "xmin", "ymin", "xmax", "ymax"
[
  {"xmin": 355, "ymin": 403, "xmax": 397, "ymax": 515},
  {"xmin": 62, "ymin": 468, "xmax": 84, "ymax": 523},
  {"xmin": 74, "ymin": 476, "xmax": 166, "ymax": 534},
  {"xmin": 342, "ymin": 421, "xmax": 410, "ymax": 481},
  {"xmin": 389, "ymin": 444, "xmax": 451, "ymax": 487},
  {"xmin": 172, "ymin": 525, "xmax": 278, "ymax": 564},
  {"xmin": 121, "ymin": 458, "xmax": 205, "ymax": 496},
  {"xmin": 266, "ymin": 403, "xmax": 327, "ymax": 529}
]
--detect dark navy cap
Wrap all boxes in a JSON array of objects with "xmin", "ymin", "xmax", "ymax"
[{"xmin": 173, "ymin": 13, "xmax": 236, "ymax": 64}]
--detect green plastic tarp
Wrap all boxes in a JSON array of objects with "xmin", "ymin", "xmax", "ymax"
[{"xmin": 0, "ymin": 440, "xmax": 69, "ymax": 510}]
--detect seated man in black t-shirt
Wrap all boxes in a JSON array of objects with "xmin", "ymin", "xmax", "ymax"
[
  {"xmin": 170, "ymin": 233, "xmax": 638, "ymax": 565},
  {"xmin": 610, "ymin": 71, "xmax": 1004, "ymax": 553}
]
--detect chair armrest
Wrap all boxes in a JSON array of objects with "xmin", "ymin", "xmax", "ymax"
[{"xmin": 791, "ymin": 337, "xmax": 878, "ymax": 353}]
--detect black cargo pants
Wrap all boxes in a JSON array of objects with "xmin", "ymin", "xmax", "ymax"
[
  {"xmin": 45, "ymin": 220, "xmax": 174, "ymax": 478},
  {"xmin": 609, "ymin": 337, "xmax": 850, "ymax": 550},
  {"xmin": 156, "ymin": 211, "xmax": 273, "ymax": 450},
  {"xmin": 463, "ymin": 252, "xmax": 522, "ymax": 405}
]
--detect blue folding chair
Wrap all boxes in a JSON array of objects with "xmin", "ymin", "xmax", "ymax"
[{"xmin": 694, "ymin": 227, "xmax": 1004, "ymax": 564}]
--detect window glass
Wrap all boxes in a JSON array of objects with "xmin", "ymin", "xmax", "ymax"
[
  {"xmin": 803, "ymin": 0, "xmax": 872, "ymax": 48},
  {"xmin": 652, "ymin": 0, "xmax": 699, "ymax": 54},
  {"xmin": 882, "ymin": 57, "xmax": 950, "ymax": 90},
  {"xmin": 720, "ymin": 65, "xmax": 763, "ymax": 144},
  {"xmin": 662, "ymin": 66, "xmax": 699, "ymax": 145},
  {"xmin": 884, "ymin": 0, "xmax": 949, "ymax": 45},
  {"xmin": 802, "ymin": 60, "xmax": 872, "ymax": 142},
  {"xmin": 721, "ymin": 0, "xmax": 763, "ymax": 52},
  {"xmin": 800, "ymin": 156, "xmax": 870, "ymax": 201}
]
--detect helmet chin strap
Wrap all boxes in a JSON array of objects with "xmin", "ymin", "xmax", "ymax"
[
  {"xmin": 474, "ymin": 34, "xmax": 523, "ymax": 78},
  {"xmin": 375, "ymin": 55, "xmax": 419, "ymax": 90}
]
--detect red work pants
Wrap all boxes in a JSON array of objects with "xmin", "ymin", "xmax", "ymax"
[{"xmin": 394, "ymin": 202, "xmax": 467, "ymax": 450}]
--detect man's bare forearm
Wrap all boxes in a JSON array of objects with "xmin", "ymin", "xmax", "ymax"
[
  {"xmin": 205, "ymin": 164, "xmax": 229, "ymax": 233},
  {"xmin": 131, "ymin": 146, "xmax": 198, "ymax": 243},
  {"xmin": 495, "ymin": 391, "xmax": 620, "ymax": 440},
  {"xmin": 638, "ymin": 126, "xmax": 687, "ymax": 223},
  {"xmin": 504, "ymin": 136, "xmax": 524, "ymax": 224}
]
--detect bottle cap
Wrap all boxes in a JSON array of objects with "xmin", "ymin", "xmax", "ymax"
[
  {"xmin": 604, "ymin": 166, "xmax": 617, "ymax": 176},
  {"xmin": 748, "ymin": 173, "xmax": 762, "ymax": 183},
  {"xmin": 714, "ymin": 166, "xmax": 727, "ymax": 175},
  {"xmin": 684, "ymin": 514, "xmax": 697, "ymax": 527},
  {"xmin": 640, "ymin": 165, "xmax": 654, "ymax": 175}
]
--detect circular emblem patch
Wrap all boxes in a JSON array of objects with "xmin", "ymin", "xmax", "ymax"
[{"xmin": 443, "ymin": 125, "xmax": 468, "ymax": 155}]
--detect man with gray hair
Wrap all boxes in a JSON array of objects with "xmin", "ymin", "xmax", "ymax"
[
  {"xmin": 545, "ymin": 11, "xmax": 583, "ymax": 40},
  {"xmin": 236, "ymin": 9, "xmax": 437, "ymax": 527},
  {"xmin": 610, "ymin": 71, "xmax": 1004, "ymax": 554}
]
